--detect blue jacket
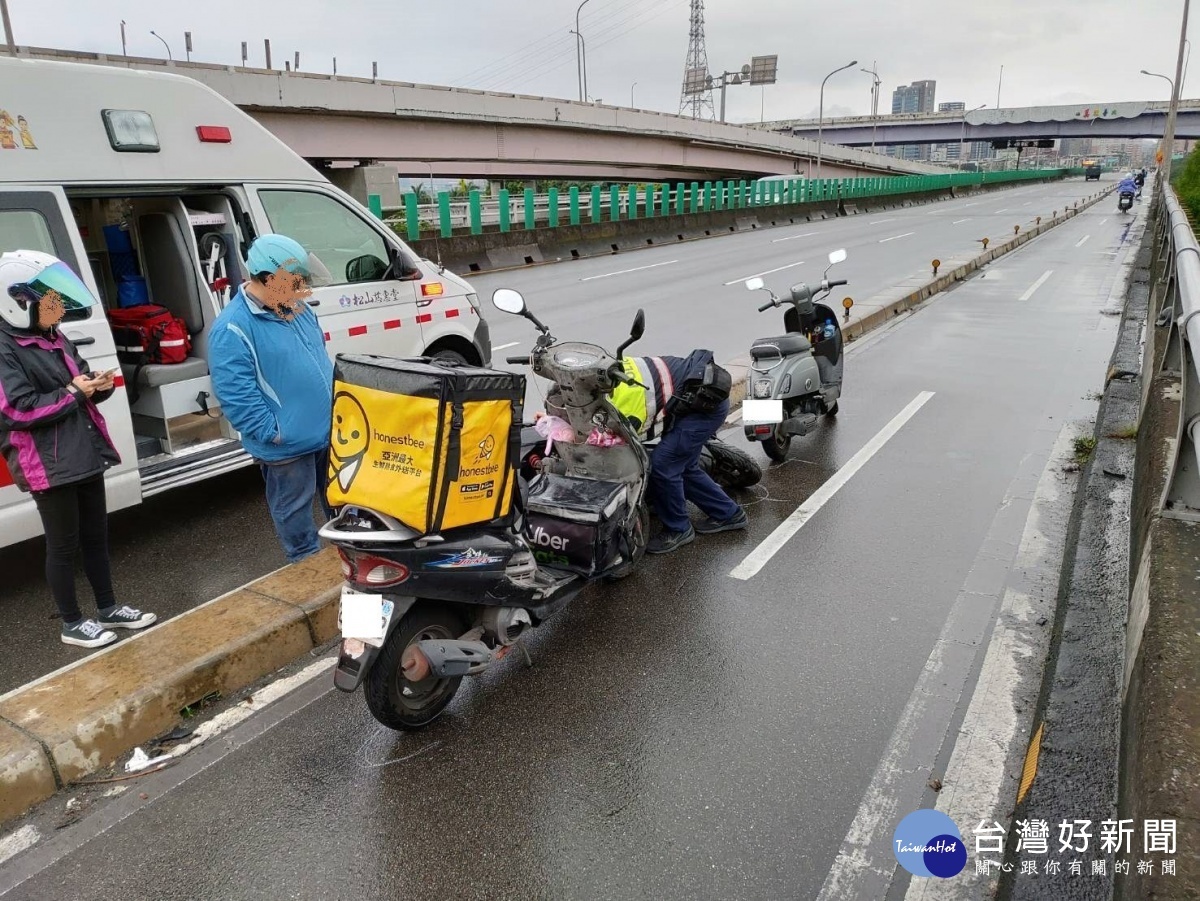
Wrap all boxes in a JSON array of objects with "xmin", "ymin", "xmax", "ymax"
[
  {"xmin": 1118, "ymin": 177, "xmax": 1138, "ymax": 195},
  {"xmin": 209, "ymin": 287, "xmax": 333, "ymax": 462}
]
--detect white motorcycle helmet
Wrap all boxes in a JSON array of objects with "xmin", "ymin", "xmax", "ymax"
[{"xmin": 0, "ymin": 250, "xmax": 98, "ymax": 331}]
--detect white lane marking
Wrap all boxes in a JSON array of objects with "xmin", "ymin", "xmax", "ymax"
[
  {"xmin": 1018, "ymin": 269, "xmax": 1054, "ymax": 302},
  {"xmin": 0, "ymin": 826, "xmax": 40, "ymax": 867},
  {"xmin": 952, "ymin": 218, "xmax": 971, "ymax": 225},
  {"xmin": 994, "ymin": 208, "xmax": 1009, "ymax": 214},
  {"xmin": 162, "ymin": 657, "xmax": 337, "ymax": 762},
  {"xmin": 772, "ymin": 231, "xmax": 818, "ymax": 243},
  {"xmin": 960, "ymin": 202, "xmax": 978, "ymax": 208},
  {"xmin": 493, "ymin": 341, "xmax": 521, "ymax": 351},
  {"xmin": 1100, "ymin": 218, "xmax": 1109, "ymax": 225},
  {"xmin": 724, "ymin": 260, "xmax": 806, "ymax": 286},
  {"xmin": 869, "ymin": 218, "xmax": 897, "ymax": 225},
  {"xmin": 1023, "ymin": 201, "xmax": 1032, "ymax": 206},
  {"xmin": 580, "ymin": 260, "xmax": 679, "ymax": 282},
  {"xmin": 730, "ymin": 391, "xmax": 935, "ymax": 580},
  {"xmin": 879, "ymin": 232, "xmax": 915, "ymax": 243},
  {"xmin": 1075, "ymin": 234, "xmax": 1091, "ymax": 248}
]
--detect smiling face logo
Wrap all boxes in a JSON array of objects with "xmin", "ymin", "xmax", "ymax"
[
  {"xmin": 329, "ymin": 392, "xmax": 370, "ymax": 492},
  {"xmin": 476, "ymin": 435, "xmax": 495, "ymax": 463}
]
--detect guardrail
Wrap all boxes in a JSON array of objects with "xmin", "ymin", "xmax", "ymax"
[
  {"xmin": 377, "ymin": 168, "xmax": 1070, "ymax": 240},
  {"xmin": 1152, "ymin": 182, "xmax": 1200, "ymax": 518}
]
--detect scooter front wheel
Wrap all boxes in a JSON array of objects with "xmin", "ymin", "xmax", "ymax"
[
  {"xmin": 365, "ymin": 603, "xmax": 466, "ymax": 731},
  {"xmin": 763, "ymin": 425, "xmax": 792, "ymax": 463}
]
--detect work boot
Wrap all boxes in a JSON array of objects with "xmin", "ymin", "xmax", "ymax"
[
  {"xmin": 695, "ymin": 507, "xmax": 749, "ymax": 535},
  {"xmin": 61, "ymin": 618, "xmax": 118, "ymax": 649},
  {"xmin": 98, "ymin": 605, "xmax": 158, "ymax": 630},
  {"xmin": 647, "ymin": 526, "xmax": 696, "ymax": 555}
]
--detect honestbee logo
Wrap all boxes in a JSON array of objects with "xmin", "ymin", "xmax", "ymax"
[{"xmin": 893, "ymin": 810, "xmax": 967, "ymax": 879}]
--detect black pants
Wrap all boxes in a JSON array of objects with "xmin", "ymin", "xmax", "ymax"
[{"xmin": 31, "ymin": 475, "xmax": 116, "ymax": 624}]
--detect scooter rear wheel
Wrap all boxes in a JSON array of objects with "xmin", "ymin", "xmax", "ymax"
[
  {"xmin": 365, "ymin": 604, "xmax": 466, "ymax": 731},
  {"xmin": 763, "ymin": 425, "xmax": 792, "ymax": 463}
]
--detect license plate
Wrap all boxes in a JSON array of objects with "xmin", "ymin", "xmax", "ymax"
[
  {"xmin": 742, "ymin": 399, "xmax": 784, "ymax": 424},
  {"xmin": 339, "ymin": 587, "xmax": 395, "ymax": 648}
]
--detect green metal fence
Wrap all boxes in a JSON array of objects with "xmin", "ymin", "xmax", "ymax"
[{"xmin": 398, "ymin": 169, "xmax": 1069, "ymax": 239}]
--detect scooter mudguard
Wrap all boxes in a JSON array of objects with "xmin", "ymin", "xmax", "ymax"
[{"xmin": 333, "ymin": 595, "xmax": 417, "ymax": 693}]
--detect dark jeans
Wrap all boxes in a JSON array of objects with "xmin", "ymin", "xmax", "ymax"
[
  {"xmin": 31, "ymin": 475, "xmax": 116, "ymax": 625},
  {"xmin": 261, "ymin": 449, "xmax": 332, "ymax": 563},
  {"xmin": 649, "ymin": 405, "xmax": 740, "ymax": 533}
]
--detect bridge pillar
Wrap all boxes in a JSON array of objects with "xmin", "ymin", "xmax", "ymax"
[{"xmin": 324, "ymin": 163, "xmax": 402, "ymax": 210}]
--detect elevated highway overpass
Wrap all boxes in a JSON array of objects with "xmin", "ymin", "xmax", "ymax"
[
  {"xmin": 18, "ymin": 46, "xmax": 938, "ymax": 189},
  {"xmin": 763, "ymin": 100, "xmax": 1200, "ymax": 146}
]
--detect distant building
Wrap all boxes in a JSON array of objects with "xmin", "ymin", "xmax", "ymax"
[
  {"xmin": 890, "ymin": 80, "xmax": 936, "ymax": 161},
  {"xmin": 935, "ymin": 101, "xmax": 966, "ymax": 161}
]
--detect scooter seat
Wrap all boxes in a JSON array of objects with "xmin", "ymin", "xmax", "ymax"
[{"xmin": 751, "ymin": 334, "xmax": 811, "ymax": 358}]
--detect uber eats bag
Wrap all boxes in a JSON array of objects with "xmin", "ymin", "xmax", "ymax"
[{"xmin": 326, "ymin": 355, "xmax": 525, "ymax": 533}]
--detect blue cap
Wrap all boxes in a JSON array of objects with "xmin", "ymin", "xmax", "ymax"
[{"xmin": 246, "ymin": 234, "xmax": 310, "ymax": 278}]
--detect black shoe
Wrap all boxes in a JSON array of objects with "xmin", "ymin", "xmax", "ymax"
[
  {"xmin": 98, "ymin": 605, "xmax": 158, "ymax": 630},
  {"xmin": 646, "ymin": 526, "xmax": 696, "ymax": 555},
  {"xmin": 695, "ymin": 507, "xmax": 749, "ymax": 535}
]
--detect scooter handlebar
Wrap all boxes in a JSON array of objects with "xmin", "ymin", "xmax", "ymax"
[
  {"xmin": 757, "ymin": 301, "xmax": 775, "ymax": 312},
  {"xmin": 827, "ymin": 279, "xmax": 849, "ymax": 288},
  {"xmin": 506, "ymin": 355, "xmax": 533, "ymax": 365}
]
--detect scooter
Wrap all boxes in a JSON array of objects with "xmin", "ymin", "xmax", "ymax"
[
  {"xmin": 518, "ymin": 425, "xmax": 761, "ymax": 492},
  {"xmin": 1118, "ymin": 191, "xmax": 1135, "ymax": 213},
  {"xmin": 320, "ymin": 289, "xmax": 652, "ymax": 731},
  {"xmin": 741, "ymin": 248, "xmax": 849, "ymax": 462}
]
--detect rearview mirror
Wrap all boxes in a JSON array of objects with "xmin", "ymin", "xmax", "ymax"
[
  {"xmin": 492, "ymin": 288, "xmax": 526, "ymax": 315},
  {"xmin": 828, "ymin": 248, "xmax": 847, "ymax": 266},
  {"xmin": 745, "ymin": 277, "xmax": 765, "ymax": 291},
  {"xmin": 617, "ymin": 308, "xmax": 646, "ymax": 358},
  {"xmin": 630, "ymin": 309, "xmax": 645, "ymax": 341}
]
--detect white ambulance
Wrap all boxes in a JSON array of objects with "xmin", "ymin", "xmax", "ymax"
[{"xmin": 0, "ymin": 56, "xmax": 490, "ymax": 546}]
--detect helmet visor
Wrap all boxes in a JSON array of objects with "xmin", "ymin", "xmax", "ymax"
[{"xmin": 13, "ymin": 262, "xmax": 98, "ymax": 312}]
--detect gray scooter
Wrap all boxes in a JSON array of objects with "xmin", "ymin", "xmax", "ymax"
[{"xmin": 741, "ymin": 248, "xmax": 848, "ymax": 461}]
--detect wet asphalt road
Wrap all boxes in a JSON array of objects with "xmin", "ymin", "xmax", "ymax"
[{"xmin": 0, "ymin": 179, "xmax": 1142, "ymax": 899}]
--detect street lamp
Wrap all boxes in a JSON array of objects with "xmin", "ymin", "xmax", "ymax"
[
  {"xmin": 120, "ymin": 20, "xmax": 127, "ymax": 57},
  {"xmin": 1143, "ymin": 67, "xmax": 1178, "ymax": 175},
  {"xmin": 631, "ymin": 82, "xmax": 637, "ymax": 108},
  {"xmin": 816, "ymin": 60, "xmax": 857, "ymax": 180},
  {"xmin": 575, "ymin": 0, "xmax": 592, "ymax": 103},
  {"xmin": 149, "ymin": 30, "xmax": 172, "ymax": 61},
  {"xmin": 860, "ymin": 63, "xmax": 881, "ymax": 153},
  {"xmin": 570, "ymin": 30, "xmax": 587, "ymax": 100},
  {"xmin": 959, "ymin": 104, "xmax": 986, "ymax": 167},
  {"xmin": 1, "ymin": 0, "xmax": 15, "ymax": 55}
]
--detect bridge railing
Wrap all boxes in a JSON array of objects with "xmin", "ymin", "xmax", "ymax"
[
  {"xmin": 1152, "ymin": 181, "xmax": 1200, "ymax": 518},
  {"xmin": 379, "ymin": 168, "xmax": 1069, "ymax": 240}
]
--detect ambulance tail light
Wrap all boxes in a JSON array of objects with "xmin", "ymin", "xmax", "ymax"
[{"xmin": 196, "ymin": 125, "xmax": 232, "ymax": 144}]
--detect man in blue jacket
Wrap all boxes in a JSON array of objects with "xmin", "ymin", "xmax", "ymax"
[{"xmin": 210, "ymin": 235, "xmax": 334, "ymax": 562}]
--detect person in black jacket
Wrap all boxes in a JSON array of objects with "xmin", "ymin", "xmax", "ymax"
[{"xmin": 0, "ymin": 251, "xmax": 156, "ymax": 648}]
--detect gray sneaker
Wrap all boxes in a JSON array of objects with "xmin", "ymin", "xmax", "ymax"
[
  {"xmin": 61, "ymin": 618, "xmax": 118, "ymax": 649},
  {"xmin": 98, "ymin": 605, "xmax": 158, "ymax": 630}
]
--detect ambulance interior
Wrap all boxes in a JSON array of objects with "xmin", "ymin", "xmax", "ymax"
[{"xmin": 70, "ymin": 191, "xmax": 244, "ymax": 465}]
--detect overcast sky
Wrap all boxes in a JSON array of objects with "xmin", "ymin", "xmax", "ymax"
[{"xmin": 9, "ymin": 0, "xmax": 1193, "ymax": 122}]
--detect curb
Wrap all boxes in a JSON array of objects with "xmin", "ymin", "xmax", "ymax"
[
  {"xmin": 0, "ymin": 550, "xmax": 342, "ymax": 824},
  {"xmin": 0, "ymin": 184, "xmax": 1114, "ymax": 828}
]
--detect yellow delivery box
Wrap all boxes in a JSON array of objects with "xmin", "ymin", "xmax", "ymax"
[{"xmin": 326, "ymin": 355, "xmax": 525, "ymax": 533}]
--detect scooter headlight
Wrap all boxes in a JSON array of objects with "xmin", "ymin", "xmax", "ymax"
[{"xmin": 754, "ymin": 378, "xmax": 773, "ymax": 399}]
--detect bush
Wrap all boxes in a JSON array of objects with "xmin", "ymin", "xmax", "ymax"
[{"xmin": 1173, "ymin": 150, "xmax": 1200, "ymax": 220}]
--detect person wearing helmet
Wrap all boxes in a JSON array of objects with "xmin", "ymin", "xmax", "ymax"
[
  {"xmin": 0, "ymin": 251, "xmax": 156, "ymax": 648},
  {"xmin": 209, "ymin": 234, "xmax": 334, "ymax": 563}
]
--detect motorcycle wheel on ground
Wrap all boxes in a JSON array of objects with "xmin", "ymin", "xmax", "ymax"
[{"xmin": 365, "ymin": 604, "xmax": 466, "ymax": 730}]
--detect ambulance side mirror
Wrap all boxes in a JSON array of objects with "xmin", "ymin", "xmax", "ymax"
[{"xmin": 492, "ymin": 289, "xmax": 526, "ymax": 315}]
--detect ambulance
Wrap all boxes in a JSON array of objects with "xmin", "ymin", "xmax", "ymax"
[{"xmin": 0, "ymin": 56, "xmax": 491, "ymax": 546}]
